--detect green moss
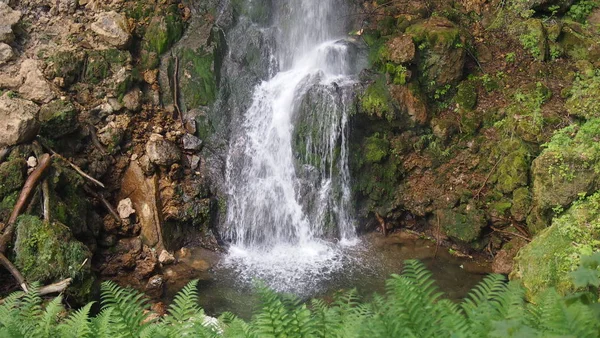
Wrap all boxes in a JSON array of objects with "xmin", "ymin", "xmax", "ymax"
[
  {"xmin": 361, "ymin": 76, "xmax": 393, "ymax": 120},
  {"xmin": 14, "ymin": 215, "xmax": 92, "ymax": 283},
  {"xmin": 493, "ymin": 139, "xmax": 531, "ymax": 194},
  {"xmin": 49, "ymin": 162, "xmax": 91, "ymax": 237},
  {"xmin": 511, "ymin": 187, "xmax": 532, "ymax": 222},
  {"xmin": 438, "ymin": 207, "xmax": 486, "ymax": 243},
  {"xmin": 179, "ymin": 47, "xmax": 216, "ymax": 109},
  {"xmin": 0, "ymin": 191, "xmax": 19, "ymax": 220},
  {"xmin": 39, "ymin": 100, "xmax": 78, "ymax": 139},
  {"xmin": 0, "ymin": 159, "xmax": 26, "ymax": 201},
  {"xmin": 565, "ymin": 69, "xmax": 600, "ymax": 119},
  {"xmin": 513, "ymin": 192, "xmax": 600, "ymax": 297},
  {"xmin": 454, "ymin": 80, "xmax": 477, "ymax": 110},
  {"xmin": 518, "ymin": 19, "xmax": 548, "ymax": 61},
  {"xmin": 84, "ymin": 49, "xmax": 130, "ymax": 85},
  {"xmin": 364, "ymin": 134, "xmax": 390, "ymax": 163},
  {"xmin": 140, "ymin": 5, "xmax": 185, "ymax": 70},
  {"xmin": 48, "ymin": 50, "xmax": 85, "ymax": 86}
]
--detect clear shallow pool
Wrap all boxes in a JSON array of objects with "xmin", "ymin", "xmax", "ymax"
[{"xmin": 163, "ymin": 232, "xmax": 491, "ymax": 319}]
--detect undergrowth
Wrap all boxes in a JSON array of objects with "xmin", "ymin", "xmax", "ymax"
[{"xmin": 1, "ymin": 259, "xmax": 599, "ymax": 337}]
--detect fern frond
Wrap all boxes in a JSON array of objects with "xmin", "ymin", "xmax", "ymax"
[
  {"xmin": 58, "ymin": 302, "xmax": 94, "ymax": 338},
  {"xmin": 165, "ymin": 279, "xmax": 201, "ymax": 324},
  {"xmin": 101, "ymin": 280, "xmax": 151, "ymax": 337},
  {"xmin": 33, "ymin": 295, "xmax": 64, "ymax": 337}
]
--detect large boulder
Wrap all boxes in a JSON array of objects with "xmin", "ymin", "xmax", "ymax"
[
  {"xmin": 91, "ymin": 11, "xmax": 131, "ymax": 49},
  {"xmin": 0, "ymin": 93, "xmax": 40, "ymax": 148},
  {"xmin": 405, "ymin": 17, "xmax": 466, "ymax": 95},
  {"xmin": 437, "ymin": 206, "xmax": 486, "ymax": 243},
  {"xmin": 0, "ymin": 3, "xmax": 21, "ymax": 43}
]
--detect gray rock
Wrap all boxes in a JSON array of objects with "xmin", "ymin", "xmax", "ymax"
[
  {"xmin": 91, "ymin": 11, "xmax": 131, "ymax": 49},
  {"xmin": 123, "ymin": 88, "xmax": 142, "ymax": 111},
  {"xmin": 117, "ymin": 198, "xmax": 136, "ymax": 219},
  {"xmin": 182, "ymin": 133, "xmax": 203, "ymax": 151},
  {"xmin": 18, "ymin": 59, "xmax": 56, "ymax": 104},
  {"xmin": 158, "ymin": 250, "xmax": 175, "ymax": 265},
  {"xmin": 0, "ymin": 42, "xmax": 13, "ymax": 64},
  {"xmin": 0, "ymin": 93, "xmax": 39, "ymax": 148},
  {"xmin": 146, "ymin": 133, "xmax": 181, "ymax": 166},
  {"xmin": 0, "ymin": 3, "xmax": 20, "ymax": 44}
]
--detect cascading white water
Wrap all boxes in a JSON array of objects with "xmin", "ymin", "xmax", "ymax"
[{"xmin": 223, "ymin": 0, "xmax": 363, "ymax": 293}]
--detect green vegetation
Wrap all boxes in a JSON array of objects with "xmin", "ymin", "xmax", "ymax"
[
  {"xmin": 179, "ymin": 47, "xmax": 217, "ymax": 109},
  {"xmin": 140, "ymin": 5, "xmax": 185, "ymax": 70},
  {"xmin": 2, "ymin": 260, "xmax": 600, "ymax": 337}
]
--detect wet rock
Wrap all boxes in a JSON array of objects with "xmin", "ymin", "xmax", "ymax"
[
  {"xmin": 18, "ymin": 59, "xmax": 56, "ymax": 104},
  {"xmin": 0, "ymin": 93, "xmax": 40, "ymax": 148},
  {"xmin": 91, "ymin": 11, "xmax": 131, "ymax": 49},
  {"xmin": 158, "ymin": 250, "xmax": 175, "ymax": 265},
  {"xmin": 145, "ymin": 274, "xmax": 165, "ymax": 298},
  {"xmin": 0, "ymin": 42, "xmax": 13, "ymax": 64},
  {"xmin": 115, "ymin": 237, "xmax": 143, "ymax": 254},
  {"xmin": 385, "ymin": 35, "xmax": 415, "ymax": 64},
  {"xmin": 182, "ymin": 133, "xmax": 203, "ymax": 151},
  {"xmin": 0, "ymin": 3, "xmax": 20, "ymax": 43},
  {"xmin": 120, "ymin": 161, "xmax": 163, "ymax": 248},
  {"xmin": 492, "ymin": 238, "xmax": 526, "ymax": 275},
  {"xmin": 146, "ymin": 133, "xmax": 181, "ymax": 166},
  {"xmin": 135, "ymin": 258, "xmax": 157, "ymax": 279},
  {"xmin": 437, "ymin": 206, "xmax": 486, "ymax": 243},
  {"xmin": 389, "ymin": 84, "xmax": 428, "ymax": 124},
  {"xmin": 117, "ymin": 198, "xmax": 135, "ymax": 219},
  {"xmin": 123, "ymin": 88, "xmax": 142, "ymax": 112}
]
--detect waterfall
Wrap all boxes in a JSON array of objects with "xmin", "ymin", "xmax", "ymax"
[{"xmin": 223, "ymin": 0, "xmax": 364, "ymax": 293}]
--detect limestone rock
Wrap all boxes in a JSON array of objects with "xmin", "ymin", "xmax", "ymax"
[
  {"xmin": 91, "ymin": 11, "xmax": 131, "ymax": 49},
  {"xmin": 117, "ymin": 198, "xmax": 135, "ymax": 219},
  {"xmin": 0, "ymin": 3, "xmax": 20, "ymax": 44},
  {"xmin": 18, "ymin": 59, "xmax": 56, "ymax": 104},
  {"xmin": 146, "ymin": 133, "xmax": 181, "ymax": 166},
  {"xmin": 385, "ymin": 35, "xmax": 415, "ymax": 64},
  {"xmin": 26, "ymin": 156, "xmax": 37, "ymax": 168},
  {"xmin": 0, "ymin": 42, "xmax": 13, "ymax": 64},
  {"xmin": 182, "ymin": 133, "xmax": 203, "ymax": 151},
  {"xmin": 123, "ymin": 88, "xmax": 141, "ymax": 111},
  {"xmin": 158, "ymin": 250, "xmax": 175, "ymax": 265},
  {"xmin": 0, "ymin": 93, "xmax": 40, "ymax": 148}
]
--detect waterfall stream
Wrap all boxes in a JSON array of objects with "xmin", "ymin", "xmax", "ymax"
[{"xmin": 222, "ymin": 0, "xmax": 364, "ymax": 293}]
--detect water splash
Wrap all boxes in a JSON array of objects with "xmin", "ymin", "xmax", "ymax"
[{"xmin": 223, "ymin": 0, "xmax": 363, "ymax": 293}]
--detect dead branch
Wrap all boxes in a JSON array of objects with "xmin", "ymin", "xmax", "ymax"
[
  {"xmin": 83, "ymin": 185, "xmax": 121, "ymax": 224},
  {"xmin": 0, "ymin": 252, "xmax": 28, "ymax": 292},
  {"xmin": 37, "ymin": 138, "xmax": 105, "ymax": 189},
  {"xmin": 490, "ymin": 226, "xmax": 531, "ymax": 242},
  {"xmin": 42, "ymin": 180, "xmax": 50, "ymax": 223},
  {"xmin": 39, "ymin": 278, "xmax": 72, "ymax": 296}
]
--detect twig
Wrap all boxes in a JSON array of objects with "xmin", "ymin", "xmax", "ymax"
[
  {"xmin": 42, "ymin": 180, "xmax": 50, "ymax": 223},
  {"xmin": 0, "ymin": 252, "xmax": 28, "ymax": 292},
  {"xmin": 173, "ymin": 55, "xmax": 185, "ymax": 129},
  {"xmin": 39, "ymin": 278, "xmax": 72, "ymax": 296},
  {"xmin": 83, "ymin": 185, "xmax": 121, "ymax": 224},
  {"xmin": 474, "ymin": 156, "xmax": 504, "ymax": 200},
  {"xmin": 490, "ymin": 226, "xmax": 531, "ymax": 242},
  {"xmin": 37, "ymin": 138, "xmax": 105, "ymax": 189},
  {"xmin": 85, "ymin": 123, "xmax": 108, "ymax": 156}
]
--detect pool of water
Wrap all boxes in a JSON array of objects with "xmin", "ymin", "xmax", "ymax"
[{"xmin": 163, "ymin": 232, "xmax": 491, "ymax": 319}]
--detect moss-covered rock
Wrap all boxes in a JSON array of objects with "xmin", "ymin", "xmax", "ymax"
[
  {"xmin": 178, "ymin": 47, "xmax": 217, "ymax": 109},
  {"xmin": 512, "ymin": 192, "xmax": 600, "ymax": 297},
  {"xmin": 517, "ymin": 19, "xmax": 548, "ymax": 61},
  {"xmin": 38, "ymin": 100, "xmax": 78, "ymax": 139},
  {"xmin": 437, "ymin": 206, "xmax": 486, "ymax": 243},
  {"xmin": 360, "ymin": 76, "xmax": 394, "ymax": 120},
  {"xmin": 565, "ymin": 69, "xmax": 600, "ymax": 119},
  {"xmin": 454, "ymin": 80, "xmax": 477, "ymax": 111},
  {"xmin": 84, "ymin": 49, "xmax": 132, "ymax": 97},
  {"xmin": 492, "ymin": 139, "xmax": 531, "ymax": 194},
  {"xmin": 511, "ymin": 187, "xmax": 532, "ymax": 222},
  {"xmin": 0, "ymin": 158, "xmax": 26, "ymax": 202},
  {"xmin": 405, "ymin": 17, "xmax": 466, "ymax": 95},
  {"xmin": 46, "ymin": 50, "xmax": 85, "ymax": 87},
  {"xmin": 14, "ymin": 215, "xmax": 92, "ymax": 286},
  {"xmin": 140, "ymin": 5, "xmax": 185, "ymax": 70},
  {"xmin": 559, "ymin": 21, "xmax": 600, "ymax": 61}
]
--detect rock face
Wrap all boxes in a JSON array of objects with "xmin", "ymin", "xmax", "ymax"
[
  {"xmin": 385, "ymin": 35, "xmax": 415, "ymax": 64},
  {"xmin": 91, "ymin": 11, "xmax": 131, "ymax": 49},
  {"xmin": 146, "ymin": 133, "xmax": 181, "ymax": 166},
  {"xmin": 120, "ymin": 161, "xmax": 164, "ymax": 248},
  {"xmin": 0, "ymin": 93, "xmax": 40, "ymax": 147},
  {"xmin": 0, "ymin": 3, "xmax": 20, "ymax": 43}
]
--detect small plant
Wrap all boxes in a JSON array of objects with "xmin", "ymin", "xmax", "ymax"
[{"xmin": 505, "ymin": 52, "xmax": 516, "ymax": 63}]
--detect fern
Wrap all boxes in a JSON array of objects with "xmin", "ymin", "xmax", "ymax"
[
  {"xmin": 100, "ymin": 280, "xmax": 151, "ymax": 337},
  {"xmin": 58, "ymin": 302, "xmax": 93, "ymax": 338}
]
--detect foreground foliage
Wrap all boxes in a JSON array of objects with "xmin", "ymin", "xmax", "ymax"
[{"xmin": 1, "ymin": 260, "xmax": 599, "ymax": 337}]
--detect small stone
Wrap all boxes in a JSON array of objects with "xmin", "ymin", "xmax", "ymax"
[
  {"xmin": 146, "ymin": 133, "xmax": 181, "ymax": 166},
  {"xmin": 18, "ymin": 59, "xmax": 55, "ymax": 104},
  {"xmin": 145, "ymin": 274, "xmax": 164, "ymax": 298},
  {"xmin": 122, "ymin": 88, "xmax": 141, "ymax": 111},
  {"xmin": 189, "ymin": 155, "xmax": 200, "ymax": 170},
  {"xmin": 0, "ymin": 93, "xmax": 40, "ymax": 148},
  {"xmin": 158, "ymin": 250, "xmax": 175, "ymax": 265},
  {"xmin": 107, "ymin": 97, "xmax": 122, "ymax": 112},
  {"xmin": 117, "ymin": 198, "xmax": 135, "ymax": 219},
  {"xmin": 26, "ymin": 156, "xmax": 37, "ymax": 168},
  {"xmin": 0, "ymin": 42, "xmax": 13, "ymax": 64},
  {"xmin": 91, "ymin": 11, "xmax": 131, "ymax": 49},
  {"xmin": 91, "ymin": 102, "xmax": 114, "ymax": 119},
  {"xmin": 182, "ymin": 133, "xmax": 203, "ymax": 151}
]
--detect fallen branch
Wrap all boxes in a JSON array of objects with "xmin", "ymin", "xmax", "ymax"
[
  {"xmin": 0, "ymin": 252, "xmax": 28, "ymax": 292},
  {"xmin": 83, "ymin": 185, "xmax": 121, "ymax": 224},
  {"xmin": 37, "ymin": 138, "xmax": 105, "ymax": 189},
  {"xmin": 39, "ymin": 278, "xmax": 72, "ymax": 296},
  {"xmin": 490, "ymin": 226, "xmax": 531, "ymax": 242}
]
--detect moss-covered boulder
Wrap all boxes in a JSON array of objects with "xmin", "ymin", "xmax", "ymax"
[
  {"xmin": 405, "ymin": 17, "xmax": 466, "ymax": 95},
  {"xmin": 178, "ymin": 47, "xmax": 217, "ymax": 109},
  {"xmin": 517, "ymin": 19, "xmax": 548, "ymax": 61},
  {"xmin": 559, "ymin": 21, "xmax": 600, "ymax": 61},
  {"xmin": 14, "ymin": 215, "xmax": 93, "ymax": 300},
  {"xmin": 492, "ymin": 139, "xmax": 531, "ymax": 194},
  {"xmin": 565, "ymin": 70, "xmax": 600, "ymax": 119},
  {"xmin": 511, "ymin": 0, "xmax": 575, "ymax": 13},
  {"xmin": 0, "ymin": 158, "xmax": 26, "ymax": 201},
  {"xmin": 454, "ymin": 80, "xmax": 477, "ymax": 111},
  {"xmin": 437, "ymin": 206, "xmax": 486, "ymax": 243},
  {"xmin": 84, "ymin": 49, "xmax": 132, "ymax": 97},
  {"xmin": 39, "ymin": 100, "xmax": 78, "ymax": 139},
  {"xmin": 511, "ymin": 187, "xmax": 532, "ymax": 222},
  {"xmin": 528, "ymin": 119, "xmax": 600, "ymax": 232},
  {"xmin": 139, "ymin": 5, "xmax": 185, "ymax": 70},
  {"xmin": 361, "ymin": 76, "xmax": 395, "ymax": 121},
  {"xmin": 45, "ymin": 50, "xmax": 85, "ymax": 87},
  {"xmin": 512, "ymin": 192, "xmax": 600, "ymax": 297}
]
